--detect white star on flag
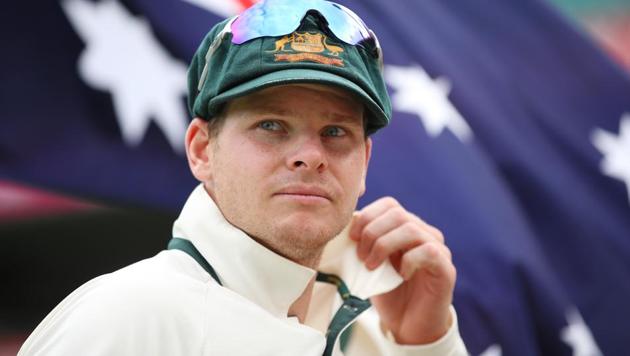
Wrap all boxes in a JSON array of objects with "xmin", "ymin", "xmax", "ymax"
[
  {"xmin": 561, "ymin": 308, "xmax": 603, "ymax": 356},
  {"xmin": 62, "ymin": 0, "xmax": 189, "ymax": 153},
  {"xmin": 479, "ymin": 344, "xmax": 502, "ymax": 356},
  {"xmin": 591, "ymin": 113, "xmax": 630, "ymax": 204},
  {"xmin": 384, "ymin": 64, "xmax": 473, "ymax": 142}
]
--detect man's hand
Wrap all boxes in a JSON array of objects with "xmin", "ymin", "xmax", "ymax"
[{"xmin": 349, "ymin": 197, "xmax": 456, "ymax": 345}]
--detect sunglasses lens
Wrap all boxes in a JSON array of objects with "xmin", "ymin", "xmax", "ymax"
[
  {"xmin": 231, "ymin": 0, "xmax": 375, "ymax": 50},
  {"xmin": 319, "ymin": 3, "xmax": 370, "ymax": 45},
  {"xmin": 231, "ymin": 0, "xmax": 304, "ymax": 44}
]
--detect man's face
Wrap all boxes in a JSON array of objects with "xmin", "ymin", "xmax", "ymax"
[{"xmin": 200, "ymin": 84, "xmax": 371, "ymax": 262}]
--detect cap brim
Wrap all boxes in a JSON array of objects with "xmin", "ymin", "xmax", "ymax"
[{"xmin": 208, "ymin": 69, "xmax": 388, "ymax": 133}]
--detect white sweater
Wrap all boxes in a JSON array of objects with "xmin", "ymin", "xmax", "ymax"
[{"xmin": 19, "ymin": 185, "xmax": 467, "ymax": 355}]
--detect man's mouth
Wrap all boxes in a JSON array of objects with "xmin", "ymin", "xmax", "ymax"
[{"xmin": 274, "ymin": 185, "xmax": 333, "ymax": 202}]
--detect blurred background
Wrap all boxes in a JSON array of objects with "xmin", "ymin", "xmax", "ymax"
[{"xmin": 1, "ymin": 0, "xmax": 629, "ymax": 355}]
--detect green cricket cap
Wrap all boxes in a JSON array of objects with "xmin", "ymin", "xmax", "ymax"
[{"xmin": 187, "ymin": 14, "xmax": 392, "ymax": 134}]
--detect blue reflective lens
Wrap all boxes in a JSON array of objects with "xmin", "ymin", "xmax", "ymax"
[
  {"xmin": 231, "ymin": 0, "xmax": 375, "ymax": 51},
  {"xmin": 196, "ymin": 0, "xmax": 381, "ymax": 92}
]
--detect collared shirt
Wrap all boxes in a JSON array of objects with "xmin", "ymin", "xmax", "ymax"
[{"xmin": 19, "ymin": 185, "xmax": 467, "ymax": 355}]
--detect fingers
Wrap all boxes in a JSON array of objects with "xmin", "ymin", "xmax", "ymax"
[
  {"xmin": 357, "ymin": 205, "xmax": 414, "ymax": 260},
  {"xmin": 349, "ymin": 196, "xmax": 399, "ymax": 241},
  {"xmin": 400, "ymin": 243, "xmax": 456, "ymax": 283},
  {"xmin": 352, "ymin": 197, "xmax": 444, "ymax": 242},
  {"xmin": 361, "ymin": 221, "xmax": 426, "ymax": 267},
  {"xmin": 363, "ymin": 224, "xmax": 453, "ymax": 272},
  {"xmin": 351, "ymin": 197, "xmax": 451, "ymax": 275}
]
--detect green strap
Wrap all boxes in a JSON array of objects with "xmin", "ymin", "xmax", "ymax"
[
  {"xmin": 168, "ymin": 237, "xmax": 222, "ymax": 286},
  {"xmin": 316, "ymin": 272, "xmax": 352, "ymax": 300},
  {"xmin": 317, "ymin": 272, "xmax": 371, "ymax": 355},
  {"xmin": 166, "ymin": 238, "xmax": 370, "ymax": 355}
]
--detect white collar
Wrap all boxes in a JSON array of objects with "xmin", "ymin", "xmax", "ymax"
[{"xmin": 172, "ymin": 184, "xmax": 402, "ymax": 318}]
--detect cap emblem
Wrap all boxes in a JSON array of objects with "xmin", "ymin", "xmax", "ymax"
[{"xmin": 269, "ymin": 31, "xmax": 344, "ymax": 67}]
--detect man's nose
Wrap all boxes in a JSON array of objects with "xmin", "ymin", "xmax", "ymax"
[{"xmin": 287, "ymin": 136, "xmax": 327, "ymax": 173}]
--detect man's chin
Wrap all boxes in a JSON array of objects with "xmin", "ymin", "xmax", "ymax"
[{"xmin": 273, "ymin": 219, "xmax": 340, "ymax": 247}]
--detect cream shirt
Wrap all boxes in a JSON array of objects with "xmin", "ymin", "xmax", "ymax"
[{"xmin": 19, "ymin": 185, "xmax": 467, "ymax": 355}]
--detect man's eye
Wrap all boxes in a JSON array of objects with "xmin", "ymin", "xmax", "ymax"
[
  {"xmin": 323, "ymin": 126, "xmax": 346, "ymax": 137},
  {"xmin": 258, "ymin": 120, "xmax": 282, "ymax": 131}
]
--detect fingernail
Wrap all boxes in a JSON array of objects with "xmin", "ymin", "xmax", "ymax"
[
  {"xmin": 349, "ymin": 213, "xmax": 360, "ymax": 240},
  {"xmin": 357, "ymin": 250, "xmax": 366, "ymax": 261},
  {"xmin": 365, "ymin": 259, "xmax": 377, "ymax": 270}
]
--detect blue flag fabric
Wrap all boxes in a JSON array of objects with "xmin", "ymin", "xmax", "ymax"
[{"xmin": 2, "ymin": 0, "xmax": 630, "ymax": 354}]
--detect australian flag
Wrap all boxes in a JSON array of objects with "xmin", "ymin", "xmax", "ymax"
[{"xmin": 2, "ymin": 0, "xmax": 630, "ymax": 355}]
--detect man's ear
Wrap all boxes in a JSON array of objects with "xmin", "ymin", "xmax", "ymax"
[
  {"xmin": 185, "ymin": 118, "xmax": 213, "ymax": 183},
  {"xmin": 359, "ymin": 137, "xmax": 372, "ymax": 197}
]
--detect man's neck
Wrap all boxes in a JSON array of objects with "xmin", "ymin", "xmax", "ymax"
[
  {"xmin": 246, "ymin": 231, "xmax": 327, "ymax": 323},
  {"xmin": 286, "ymin": 249, "xmax": 324, "ymax": 323},
  {"xmin": 288, "ymin": 276, "xmax": 316, "ymax": 323}
]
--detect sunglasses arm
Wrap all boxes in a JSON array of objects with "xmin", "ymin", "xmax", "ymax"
[{"xmin": 198, "ymin": 16, "xmax": 238, "ymax": 92}]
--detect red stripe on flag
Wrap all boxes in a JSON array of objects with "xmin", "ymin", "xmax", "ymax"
[
  {"xmin": 584, "ymin": 14, "xmax": 630, "ymax": 72},
  {"xmin": 236, "ymin": 0, "xmax": 258, "ymax": 11},
  {"xmin": 0, "ymin": 180, "xmax": 102, "ymax": 222}
]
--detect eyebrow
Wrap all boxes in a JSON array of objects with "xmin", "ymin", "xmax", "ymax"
[
  {"xmin": 253, "ymin": 107, "xmax": 293, "ymax": 117},
  {"xmin": 328, "ymin": 113, "xmax": 364, "ymax": 126},
  {"xmin": 252, "ymin": 106, "xmax": 363, "ymax": 126}
]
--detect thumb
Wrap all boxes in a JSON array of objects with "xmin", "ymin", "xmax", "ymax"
[{"xmin": 349, "ymin": 211, "xmax": 362, "ymax": 241}]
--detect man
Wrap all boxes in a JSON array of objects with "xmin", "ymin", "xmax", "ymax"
[{"xmin": 20, "ymin": 1, "xmax": 467, "ymax": 355}]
